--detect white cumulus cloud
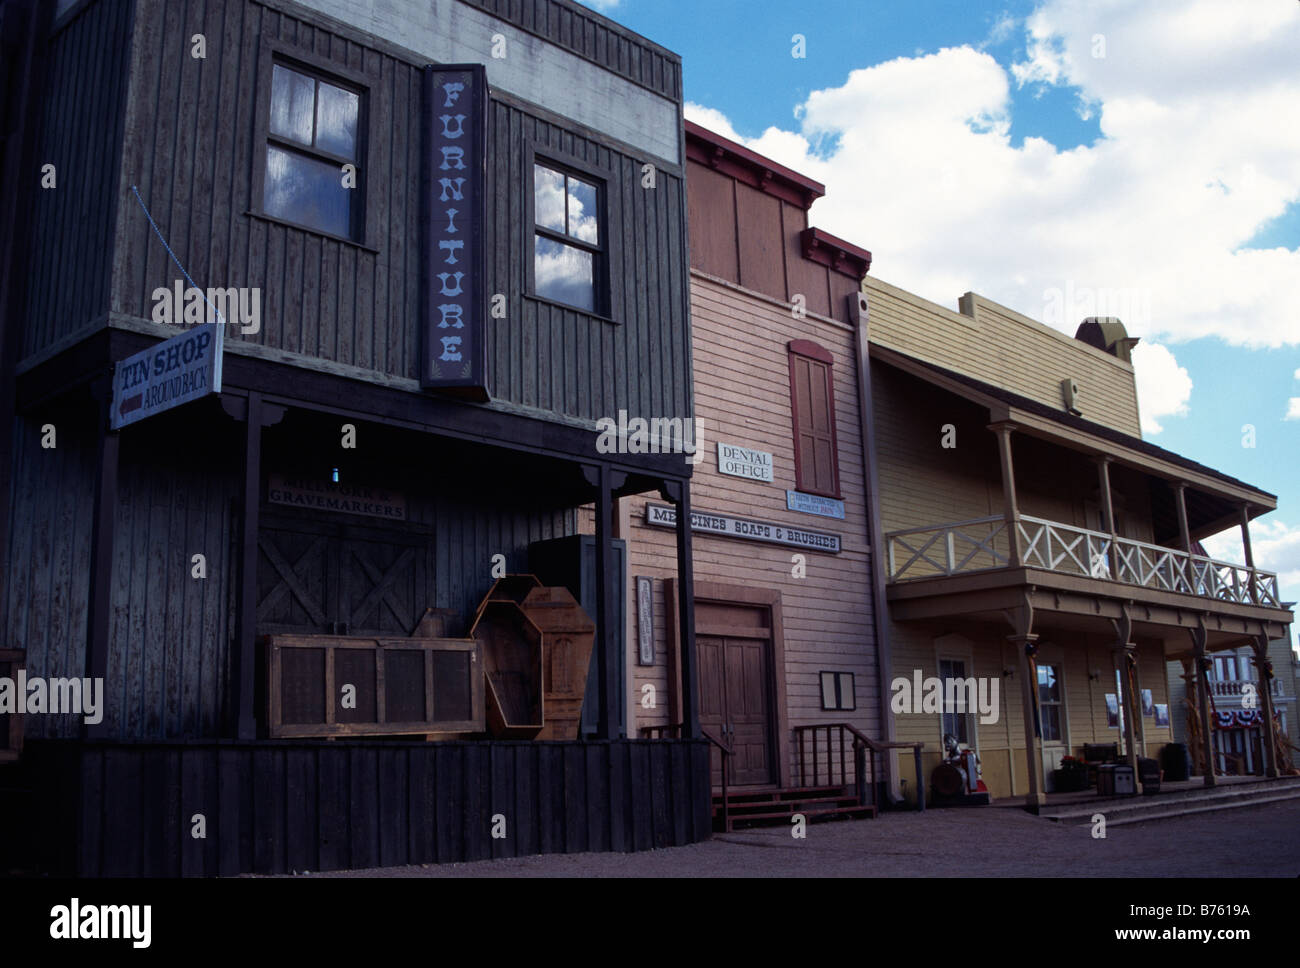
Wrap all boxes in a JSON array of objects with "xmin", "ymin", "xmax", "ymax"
[
  {"xmin": 685, "ymin": 0, "xmax": 1300, "ymax": 349},
  {"xmin": 1131, "ymin": 342, "xmax": 1191, "ymax": 435}
]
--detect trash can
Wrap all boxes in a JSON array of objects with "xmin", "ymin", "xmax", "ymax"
[
  {"xmin": 1137, "ymin": 757, "xmax": 1161, "ymax": 795},
  {"xmin": 1161, "ymin": 742, "xmax": 1191, "ymax": 781},
  {"xmin": 1097, "ymin": 763, "xmax": 1136, "ymax": 796}
]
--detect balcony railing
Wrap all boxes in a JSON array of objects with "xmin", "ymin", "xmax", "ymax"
[
  {"xmin": 886, "ymin": 514, "xmax": 1282, "ymax": 608},
  {"xmin": 1210, "ymin": 679, "xmax": 1284, "ymax": 698}
]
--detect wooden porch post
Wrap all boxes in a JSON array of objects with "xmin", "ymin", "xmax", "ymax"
[
  {"xmin": 1129, "ymin": 645, "xmax": 1147, "ymax": 760},
  {"xmin": 1006, "ymin": 591, "xmax": 1042, "ymax": 810},
  {"xmin": 1012, "ymin": 634, "xmax": 1044, "ymax": 810},
  {"xmin": 661, "ymin": 478, "xmax": 699, "ymax": 740},
  {"xmin": 1111, "ymin": 607, "xmax": 1138, "ymax": 770},
  {"xmin": 992, "ymin": 423, "xmax": 1021, "ymax": 567},
  {"xmin": 1173, "ymin": 482, "xmax": 1192, "ymax": 554},
  {"xmin": 225, "ymin": 392, "xmax": 284, "ymax": 740},
  {"xmin": 1191, "ymin": 619, "xmax": 1217, "ymax": 787},
  {"xmin": 84, "ymin": 377, "xmax": 120, "ymax": 740},
  {"xmin": 1097, "ymin": 457, "xmax": 1118, "ymax": 579},
  {"xmin": 1253, "ymin": 633, "xmax": 1279, "ymax": 778},
  {"xmin": 1239, "ymin": 505, "xmax": 1257, "ymax": 603},
  {"xmin": 583, "ymin": 462, "xmax": 627, "ymax": 740}
]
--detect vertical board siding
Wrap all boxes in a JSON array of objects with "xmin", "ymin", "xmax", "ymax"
[
  {"xmin": 22, "ymin": 0, "xmax": 132, "ymax": 358},
  {"xmin": 103, "ymin": 0, "xmax": 689, "ymax": 429},
  {"xmin": 29, "ymin": 738, "xmax": 711, "ymax": 875},
  {"xmin": 1, "ymin": 414, "xmax": 95, "ymax": 739}
]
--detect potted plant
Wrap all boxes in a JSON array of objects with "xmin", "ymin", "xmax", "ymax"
[{"xmin": 1052, "ymin": 754, "xmax": 1092, "ymax": 792}]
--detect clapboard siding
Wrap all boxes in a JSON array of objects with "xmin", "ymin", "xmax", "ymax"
[
  {"xmin": 21, "ymin": 0, "xmax": 132, "ymax": 357},
  {"xmin": 865, "ymin": 276, "xmax": 1142, "ymax": 437},
  {"xmin": 98, "ymin": 0, "xmax": 689, "ymax": 428},
  {"xmin": 21, "ymin": 737, "xmax": 711, "ymax": 875},
  {"xmin": 626, "ymin": 274, "xmax": 881, "ymax": 775}
]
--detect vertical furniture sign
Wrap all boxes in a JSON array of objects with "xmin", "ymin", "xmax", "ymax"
[{"xmin": 421, "ymin": 64, "xmax": 488, "ymax": 399}]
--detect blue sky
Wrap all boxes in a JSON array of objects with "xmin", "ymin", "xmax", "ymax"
[{"xmin": 585, "ymin": 0, "xmax": 1300, "ymax": 645}]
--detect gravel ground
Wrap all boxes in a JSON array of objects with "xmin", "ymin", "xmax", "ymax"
[{"xmin": 301, "ymin": 799, "xmax": 1300, "ymax": 877}]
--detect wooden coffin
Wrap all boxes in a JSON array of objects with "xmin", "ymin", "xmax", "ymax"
[
  {"xmin": 265, "ymin": 634, "xmax": 483, "ymax": 738},
  {"xmin": 521, "ymin": 587, "xmax": 596, "ymax": 741},
  {"xmin": 0, "ymin": 650, "xmax": 24, "ymax": 762},
  {"xmin": 471, "ymin": 600, "xmax": 544, "ymax": 739}
]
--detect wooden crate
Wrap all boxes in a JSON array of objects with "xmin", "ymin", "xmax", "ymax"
[
  {"xmin": 266, "ymin": 634, "xmax": 483, "ymax": 738},
  {"xmin": 0, "ymin": 650, "xmax": 23, "ymax": 762},
  {"xmin": 521, "ymin": 587, "xmax": 596, "ymax": 741},
  {"xmin": 471, "ymin": 600, "xmax": 544, "ymax": 739}
]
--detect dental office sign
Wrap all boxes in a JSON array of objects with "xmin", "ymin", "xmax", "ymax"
[{"xmin": 421, "ymin": 64, "xmax": 488, "ymax": 399}]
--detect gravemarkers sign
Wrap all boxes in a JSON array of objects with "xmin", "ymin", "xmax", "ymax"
[
  {"xmin": 645, "ymin": 503, "xmax": 841, "ymax": 554},
  {"xmin": 421, "ymin": 64, "xmax": 488, "ymax": 400},
  {"xmin": 110, "ymin": 324, "xmax": 223, "ymax": 430},
  {"xmin": 268, "ymin": 474, "xmax": 407, "ymax": 521}
]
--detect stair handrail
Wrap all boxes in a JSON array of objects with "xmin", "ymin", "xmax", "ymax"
[
  {"xmin": 639, "ymin": 723, "xmax": 734, "ymax": 832},
  {"xmin": 792, "ymin": 722, "xmax": 927, "ymax": 812}
]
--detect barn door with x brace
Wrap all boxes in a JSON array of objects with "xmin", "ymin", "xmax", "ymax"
[{"xmin": 256, "ymin": 511, "xmax": 432, "ymax": 637}]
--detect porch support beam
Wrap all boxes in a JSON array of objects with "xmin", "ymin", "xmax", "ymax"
[
  {"xmin": 1004, "ymin": 593, "xmax": 1042, "ymax": 811},
  {"xmin": 84, "ymin": 376, "xmax": 120, "ymax": 741},
  {"xmin": 1239, "ymin": 505, "xmax": 1257, "ymax": 604},
  {"xmin": 1190, "ymin": 618, "xmax": 1217, "ymax": 787},
  {"xmin": 1253, "ymin": 633, "xmax": 1279, "ymax": 778},
  {"xmin": 661, "ymin": 478, "xmax": 699, "ymax": 740},
  {"xmin": 1111, "ymin": 605, "xmax": 1139, "ymax": 771},
  {"xmin": 991, "ymin": 423, "xmax": 1021, "ymax": 567},
  {"xmin": 1174, "ymin": 482, "xmax": 1193, "ymax": 555},
  {"xmin": 584, "ymin": 462, "xmax": 628, "ymax": 740},
  {"xmin": 226, "ymin": 392, "xmax": 285, "ymax": 740},
  {"xmin": 1097, "ymin": 456, "xmax": 1118, "ymax": 580}
]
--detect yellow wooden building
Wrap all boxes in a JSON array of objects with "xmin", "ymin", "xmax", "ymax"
[{"xmin": 863, "ymin": 276, "xmax": 1294, "ymax": 806}]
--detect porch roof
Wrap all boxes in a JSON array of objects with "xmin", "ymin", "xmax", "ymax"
[{"xmin": 870, "ymin": 343, "xmax": 1277, "ymax": 536}]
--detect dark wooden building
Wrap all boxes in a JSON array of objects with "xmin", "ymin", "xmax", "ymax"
[{"xmin": 0, "ymin": 0, "xmax": 706, "ymax": 875}]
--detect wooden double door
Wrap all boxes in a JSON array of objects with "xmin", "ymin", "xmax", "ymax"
[
  {"xmin": 256, "ymin": 511, "xmax": 433, "ymax": 637},
  {"xmin": 696, "ymin": 599, "xmax": 778, "ymax": 788}
]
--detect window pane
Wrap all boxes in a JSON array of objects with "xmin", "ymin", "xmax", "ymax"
[
  {"xmin": 534, "ymin": 235, "xmax": 593, "ymax": 311},
  {"xmin": 534, "ymin": 164, "xmax": 566, "ymax": 233},
  {"xmin": 315, "ymin": 82, "xmax": 359, "ymax": 158},
  {"xmin": 264, "ymin": 144, "xmax": 352, "ymax": 238},
  {"xmin": 1042, "ymin": 706, "xmax": 1062, "ymax": 742},
  {"xmin": 270, "ymin": 65, "xmax": 315, "ymax": 146},
  {"xmin": 1037, "ymin": 664, "xmax": 1060, "ymax": 703},
  {"xmin": 567, "ymin": 176, "xmax": 599, "ymax": 243}
]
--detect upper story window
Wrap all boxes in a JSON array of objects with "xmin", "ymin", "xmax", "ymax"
[
  {"xmin": 787, "ymin": 340, "xmax": 841, "ymax": 498},
  {"xmin": 531, "ymin": 160, "xmax": 606, "ymax": 314},
  {"xmin": 263, "ymin": 62, "xmax": 363, "ymax": 240}
]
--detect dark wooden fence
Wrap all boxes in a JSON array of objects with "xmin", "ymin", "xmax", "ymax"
[{"xmin": 20, "ymin": 737, "xmax": 711, "ymax": 876}]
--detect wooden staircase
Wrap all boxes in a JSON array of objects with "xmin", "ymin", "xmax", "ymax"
[{"xmin": 712, "ymin": 784, "xmax": 876, "ymax": 830}]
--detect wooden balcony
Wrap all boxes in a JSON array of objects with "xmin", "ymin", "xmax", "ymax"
[{"xmin": 886, "ymin": 514, "xmax": 1282, "ymax": 608}]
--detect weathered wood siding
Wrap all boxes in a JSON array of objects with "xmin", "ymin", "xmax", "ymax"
[
  {"xmin": 1, "ymin": 412, "xmax": 96, "ymax": 739},
  {"xmin": 866, "ymin": 276, "xmax": 1142, "ymax": 437},
  {"xmin": 626, "ymin": 274, "xmax": 881, "ymax": 778},
  {"xmin": 76, "ymin": 0, "xmax": 689, "ymax": 427},
  {"xmin": 23, "ymin": 737, "xmax": 711, "ymax": 875},
  {"xmin": 4, "ymin": 402, "xmax": 579, "ymax": 742},
  {"xmin": 20, "ymin": 0, "xmax": 133, "ymax": 358}
]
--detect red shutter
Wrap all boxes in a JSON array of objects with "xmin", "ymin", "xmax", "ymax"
[{"xmin": 788, "ymin": 340, "xmax": 840, "ymax": 498}]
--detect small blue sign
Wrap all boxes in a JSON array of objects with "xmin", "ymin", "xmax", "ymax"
[{"xmin": 786, "ymin": 490, "xmax": 845, "ymax": 519}]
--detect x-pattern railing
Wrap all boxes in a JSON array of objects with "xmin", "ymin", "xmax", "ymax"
[
  {"xmin": 886, "ymin": 516, "xmax": 1008, "ymax": 579},
  {"xmin": 887, "ymin": 514, "xmax": 1281, "ymax": 608}
]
